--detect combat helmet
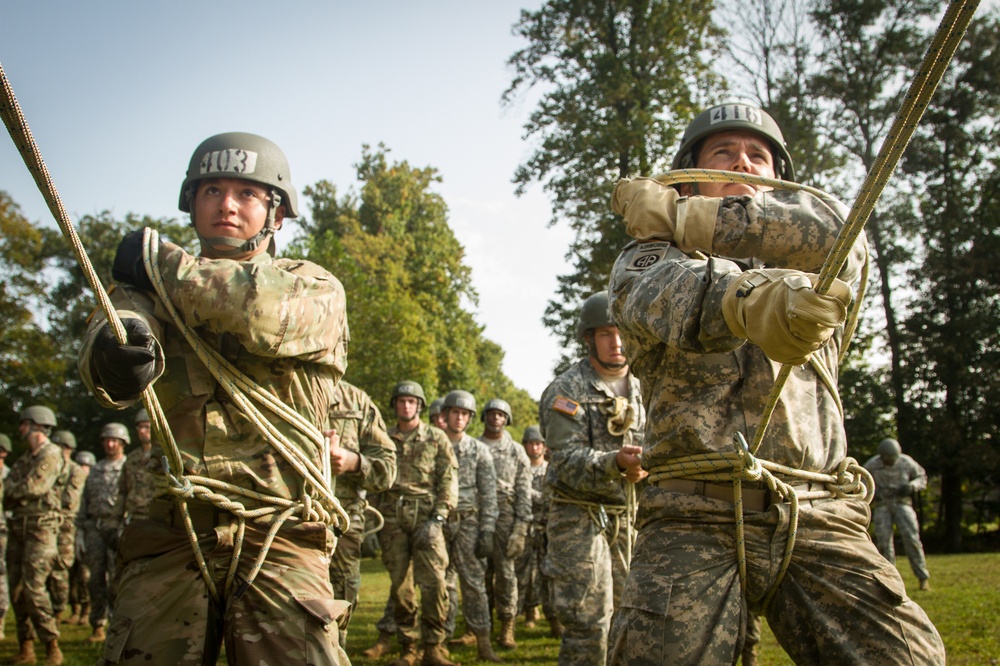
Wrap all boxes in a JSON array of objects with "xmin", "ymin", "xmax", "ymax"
[
  {"xmin": 428, "ymin": 399, "xmax": 445, "ymax": 419},
  {"xmin": 878, "ymin": 438, "xmax": 902, "ymax": 462},
  {"xmin": 577, "ymin": 291, "xmax": 614, "ymax": 341},
  {"xmin": 75, "ymin": 451, "xmax": 97, "ymax": 467},
  {"xmin": 0, "ymin": 434, "xmax": 11, "ymax": 453},
  {"xmin": 672, "ymin": 103, "xmax": 795, "ymax": 181},
  {"xmin": 443, "ymin": 390, "xmax": 477, "ymax": 417},
  {"xmin": 481, "ymin": 398, "xmax": 513, "ymax": 426},
  {"xmin": 100, "ymin": 422, "xmax": 131, "ymax": 445},
  {"xmin": 134, "ymin": 407, "xmax": 150, "ymax": 425},
  {"xmin": 19, "ymin": 405, "xmax": 57, "ymax": 429},
  {"xmin": 522, "ymin": 425, "xmax": 545, "ymax": 444},
  {"xmin": 51, "ymin": 430, "xmax": 78, "ymax": 450},
  {"xmin": 391, "ymin": 381, "xmax": 427, "ymax": 409}
]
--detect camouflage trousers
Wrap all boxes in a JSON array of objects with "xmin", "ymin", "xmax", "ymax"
[
  {"xmin": 83, "ymin": 520, "xmax": 118, "ymax": 629},
  {"xmin": 99, "ymin": 517, "xmax": 349, "ymax": 665},
  {"xmin": 0, "ymin": 529, "xmax": 8, "ymax": 623},
  {"xmin": 46, "ymin": 515, "xmax": 77, "ymax": 617},
  {"xmin": 607, "ymin": 488, "xmax": 945, "ymax": 665},
  {"xmin": 7, "ymin": 513, "xmax": 62, "ymax": 644},
  {"xmin": 543, "ymin": 501, "xmax": 629, "ymax": 666},
  {"xmin": 69, "ymin": 559, "xmax": 90, "ymax": 606},
  {"xmin": 515, "ymin": 526, "xmax": 553, "ymax": 619},
  {"xmin": 445, "ymin": 511, "xmax": 490, "ymax": 635},
  {"xmin": 872, "ymin": 501, "xmax": 930, "ymax": 582},
  {"xmin": 330, "ymin": 505, "xmax": 365, "ymax": 647},
  {"xmin": 487, "ymin": 511, "xmax": 518, "ymax": 620}
]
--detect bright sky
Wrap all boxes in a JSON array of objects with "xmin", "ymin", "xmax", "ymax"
[{"xmin": 1, "ymin": 0, "xmax": 574, "ymax": 400}]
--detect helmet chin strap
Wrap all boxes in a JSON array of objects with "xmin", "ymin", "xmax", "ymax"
[
  {"xmin": 588, "ymin": 338, "xmax": 627, "ymax": 372},
  {"xmin": 190, "ymin": 188, "xmax": 282, "ymax": 258}
]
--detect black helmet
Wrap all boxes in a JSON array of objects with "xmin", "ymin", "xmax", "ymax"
[{"xmin": 481, "ymin": 398, "xmax": 513, "ymax": 426}]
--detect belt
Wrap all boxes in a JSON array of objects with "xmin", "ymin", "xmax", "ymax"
[
  {"xmin": 146, "ymin": 498, "xmax": 232, "ymax": 533},
  {"xmin": 656, "ymin": 479, "xmax": 830, "ymax": 512}
]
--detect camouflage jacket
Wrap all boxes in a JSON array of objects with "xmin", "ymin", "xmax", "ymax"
[
  {"xmin": 59, "ymin": 459, "xmax": 88, "ymax": 519},
  {"xmin": 79, "ymin": 456, "xmax": 127, "ymax": 524},
  {"xmin": 451, "ymin": 433, "xmax": 499, "ymax": 533},
  {"xmin": 329, "ymin": 380, "xmax": 397, "ymax": 512},
  {"xmin": 864, "ymin": 454, "xmax": 928, "ymax": 505},
  {"xmin": 539, "ymin": 359, "xmax": 645, "ymax": 505},
  {"xmin": 4, "ymin": 440, "xmax": 67, "ymax": 517},
  {"xmin": 116, "ymin": 446, "xmax": 155, "ymax": 522},
  {"xmin": 528, "ymin": 461, "xmax": 549, "ymax": 529},
  {"xmin": 78, "ymin": 245, "xmax": 349, "ymax": 513},
  {"xmin": 479, "ymin": 431, "xmax": 533, "ymax": 524},
  {"xmin": 385, "ymin": 422, "xmax": 458, "ymax": 519},
  {"xmin": 609, "ymin": 188, "xmax": 867, "ymax": 475}
]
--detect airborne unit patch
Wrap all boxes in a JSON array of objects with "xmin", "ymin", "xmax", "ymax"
[
  {"xmin": 626, "ymin": 242, "xmax": 669, "ymax": 271},
  {"xmin": 551, "ymin": 395, "xmax": 580, "ymax": 416}
]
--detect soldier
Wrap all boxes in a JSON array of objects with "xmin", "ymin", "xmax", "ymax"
[
  {"xmin": 375, "ymin": 380, "xmax": 458, "ymax": 666},
  {"xmin": 327, "ymin": 379, "xmax": 398, "ymax": 646},
  {"xmin": 0, "ymin": 433, "xmax": 11, "ymax": 641},
  {"xmin": 47, "ymin": 431, "xmax": 88, "ymax": 625},
  {"xmin": 440, "ymin": 390, "xmax": 501, "ymax": 662},
  {"xmin": 514, "ymin": 425, "xmax": 555, "ymax": 634},
  {"xmin": 78, "ymin": 422, "xmax": 128, "ymax": 643},
  {"xmin": 5, "ymin": 405, "xmax": 68, "ymax": 665},
  {"xmin": 478, "ymin": 398, "xmax": 532, "ymax": 650},
  {"xmin": 68, "ymin": 450, "xmax": 95, "ymax": 627},
  {"xmin": 114, "ymin": 408, "xmax": 156, "ymax": 525},
  {"xmin": 428, "ymin": 399, "xmax": 447, "ymax": 431},
  {"xmin": 607, "ymin": 102, "xmax": 943, "ymax": 664},
  {"xmin": 865, "ymin": 438, "xmax": 931, "ymax": 591},
  {"xmin": 539, "ymin": 291, "xmax": 646, "ymax": 666}
]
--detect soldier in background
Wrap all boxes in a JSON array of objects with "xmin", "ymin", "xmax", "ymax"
[
  {"xmin": 428, "ymin": 399, "xmax": 447, "ymax": 430},
  {"xmin": 865, "ymin": 438, "xmax": 931, "ymax": 591},
  {"xmin": 78, "ymin": 422, "xmax": 128, "ymax": 644},
  {"xmin": 115, "ymin": 409, "xmax": 156, "ymax": 525},
  {"xmin": 0, "ymin": 433, "xmax": 11, "ymax": 641},
  {"xmin": 515, "ymin": 425, "xmax": 557, "ymax": 635},
  {"xmin": 68, "ymin": 451, "xmax": 96, "ymax": 626},
  {"xmin": 478, "ymin": 398, "xmax": 532, "ymax": 650},
  {"xmin": 5, "ymin": 405, "xmax": 68, "ymax": 665},
  {"xmin": 47, "ymin": 431, "xmax": 88, "ymax": 624}
]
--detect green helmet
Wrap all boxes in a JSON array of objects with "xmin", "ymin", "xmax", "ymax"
[
  {"xmin": 481, "ymin": 398, "xmax": 513, "ymax": 426},
  {"xmin": 428, "ymin": 399, "xmax": 445, "ymax": 418},
  {"xmin": 443, "ymin": 390, "xmax": 477, "ymax": 417},
  {"xmin": 19, "ymin": 405, "xmax": 57, "ymax": 429},
  {"xmin": 672, "ymin": 103, "xmax": 795, "ymax": 181},
  {"xmin": 522, "ymin": 425, "xmax": 545, "ymax": 444},
  {"xmin": 75, "ymin": 451, "xmax": 97, "ymax": 467},
  {"xmin": 0, "ymin": 434, "xmax": 11, "ymax": 453},
  {"xmin": 577, "ymin": 291, "xmax": 614, "ymax": 341},
  {"xmin": 878, "ymin": 438, "xmax": 902, "ymax": 461},
  {"xmin": 51, "ymin": 430, "xmax": 77, "ymax": 450},
  {"xmin": 134, "ymin": 408, "xmax": 150, "ymax": 425},
  {"xmin": 100, "ymin": 422, "xmax": 131, "ymax": 445},
  {"xmin": 391, "ymin": 381, "xmax": 426, "ymax": 409}
]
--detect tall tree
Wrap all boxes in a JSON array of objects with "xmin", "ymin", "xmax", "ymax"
[{"xmin": 503, "ymin": 0, "xmax": 724, "ymax": 368}]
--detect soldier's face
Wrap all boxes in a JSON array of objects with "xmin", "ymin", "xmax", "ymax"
[
  {"xmin": 484, "ymin": 409, "xmax": 507, "ymax": 434},
  {"xmin": 590, "ymin": 326, "xmax": 627, "ymax": 369},
  {"xmin": 445, "ymin": 408, "xmax": 472, "ymax": 435},
  {"xmin": 432, "ymin": 413, "xmax": 447, "ymax": 429},
  {"xmin": 135, "ymin": 422, "xmax": 151, "ymax": 445},
  {"xmin": 523, "ymin": 440, "xmax": 545, "ymax": 461},
  {"xmin": 193, "ymin": 177, "xmax": 285, "ymax": 259},
  {"xmin": 684, "ymin": 130, "xmax": 776, "ymax": 198},
  {"xmin": 395, "ymin": 396, "xmax": 420, "ymax": 422},
  {"xmin": 102, "ymin": 437, "xmax": 124, "ymax": 457}
]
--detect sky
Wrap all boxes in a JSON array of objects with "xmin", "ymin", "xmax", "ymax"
[{"xmin": 0, "ymin": 0, "xmax": 575, "ymax": 400}]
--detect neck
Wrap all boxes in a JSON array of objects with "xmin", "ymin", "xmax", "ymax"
[
  {"xmin": 590, "ymin": 356, "xmax": 628, "ymax": 379},
  {"xmin": 397, "ymin": 418, "xmax": 419, "ymax": 433}
]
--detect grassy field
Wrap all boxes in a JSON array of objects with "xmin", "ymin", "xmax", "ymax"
[{"xmin": 1, "ymin": 552, "xmax": 996, "ymax": 665}]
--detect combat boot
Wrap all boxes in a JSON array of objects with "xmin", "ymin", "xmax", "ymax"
[
  {"xmin": 9, "ymin": 640, "xmax": 36, "ymax": 665},
  {"xmin": 421, "ymin": 643, "xmax": 458, "ymax": 666},
  {"xmin": 42, "ymin": 640, "xmax": 62, "ymax": 666},
  {"xmin": 447, "ymin": 629, "xmax": 477, "ymax": 646},
  {"xmin": 548, "ymin": 616, "xmax": 564, "ymax": 638},
  {"xmin": 476, "ymin": 631, "xmax": 502, "ymax": 663},
  {"xmin": 75, "ymin": 603, "xmax": 90, "ymax": 625},
  {"xmin": 498, "ymin": 617, "xmax": 517, "ymax": 649},
  {"xmin": 363, "ymin": 630, "xmax": 394, "ymax": 659},
  {"xmin": 87, "ymin": 625, "xmax": 106, "ymax": 644},
  {"xmin": 63, "ymin": 605, "xmax": 80, "ymax": 625},
  {"xmin": 524, "ymin": 606, "xmax": 538, "ymax": 628},
  {"xmin": 919, "ymin": 578, "xmax": 931, "ymax": 591},
  {"xmin": 389, "ymin": 642, "xmax": 422, "ymax": 666}
]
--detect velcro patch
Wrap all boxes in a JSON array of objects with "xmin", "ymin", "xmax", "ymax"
[
  {"xmin": 551, "ymin": 395, "xmax": 580, "ymax": 417},
  {"xmin": 626, "ymin": 242, "xmax": 669, "ymax": 271},
  {"xmin": 199, "ymin": 148, "xmax": 258, "ymax": 176}
]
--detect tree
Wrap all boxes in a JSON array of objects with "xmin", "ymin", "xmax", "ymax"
[{"xmin": 503, "ymin": 0, "xmax": 725, "ymax": 368}]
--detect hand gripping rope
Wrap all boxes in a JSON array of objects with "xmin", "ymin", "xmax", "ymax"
[
  {"xmin": 1, "ymin": 62, "xmax": 349, "ymax": 606},
  {"xmin": 645, "ymin": 0, "xmax": 980, "ymax": 611}
]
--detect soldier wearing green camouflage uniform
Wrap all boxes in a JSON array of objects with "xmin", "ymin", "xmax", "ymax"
[
  {"xmin": 0, "ymin": 433, "xmax": 12, "ymax": 641},
  {"xmin": 79, "ymin": 132, "xmax": 351, "ymax": 665},
  {"xmin": 328, "ymin": 379, "xmax": 398, "ymax": 646},
  {"xmin": 440, "ymin": 390, "xmax": 501, "ymax": 662},
  {"xmin": 479, "ymin": 398, "xmax": 533, "ymax": 650},
  {"xmin": 377, "ymin": 381, "xmax": 458, "ymax": 666},
  {"xmin": 114, "ymin": 409, "xmax": 156, "ymax": 524},
  {"xmin": 515, "ymin": 425, "xmax": 554, "ymax": 632},
  {"xmin": 6, "ymin": 405, "xmax": 68, "ymax": 665},
  {"xmin": 607, "ymin": 103, "xmax": 943, "ymax": 665},
  {"xmin": 864, "ymin": 438, "xmax": 931, "ymax": 590},
  {"xmin": 47, "ymin": 431, "xmax": 87, "ymax": 623},
  {"xmin": 539, "ymin": 292, "xmax": 646, "ymax": 666}
]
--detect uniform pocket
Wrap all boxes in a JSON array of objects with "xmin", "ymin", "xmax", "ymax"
[
  {"xmin": 870, "ymin": 563, "xmax": 907, "ymax": 606},
  {"xmin": 608, "ymin": 569, "xmax": 672, "ymax": 666},
  {"xmin": 102, "ymin": 614, "xmax": 134, "ymax": 663}
]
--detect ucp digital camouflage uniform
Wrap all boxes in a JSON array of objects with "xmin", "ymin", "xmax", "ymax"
[
  {"xmin": 79, "ymin": 244, "xmax": 351, "ymax": 665},
  {"xmin": 539, "ymin": 359, "xmax": 645, "ymax": 666},
  {"xmin": 864, "ymin": 452, "xmax": 930, "ymax": 582},
  {"xmin": 445, "ymin": 433, "xmax": 498, "ymax": 637},
  {"xmin": 328, "ymin": 380, "xmax": 398, "ymax": 645},
  {"xmin": 607, "ymin": 186, "xmax": 943, "ymax": 664},
  {"xmin": 115, "ymin": 446, "xmax": 155, "ymax": 523},
  {"xmin": 48, "ymin": 458, "xmax": 88, "ymax": 617},
  {"xmin": 479, "ymin": 430, "xmax": 533, "ymax": 621},
  {"xmin": 380, "ymin": 421, "xmax": 458, "ymax": 648},
  {"xmin": 516, "ymin": 458, "xmax": 552, "ymax": 618},
  {"xmin": 4, "ymin": 438, "xmax": 67, "ymax": 645},
  {"xmin": 0, "ymin": 461, "xmax": 9, "ymax": 630},
  {"xmin": 79, "ymin": 455, "xmax": 126, "ymax": 630}
]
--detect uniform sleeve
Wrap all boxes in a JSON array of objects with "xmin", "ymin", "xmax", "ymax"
[
  {"xmin": 355, "ymin": 398, "xmax": 398, "ymax": 494},
  {"xmin": 477, "ymin": 447, "xmax": 499, "ymax": 533},
  {"xmin": 4, "ymin": 446, "xmax": 63, "ymax": 502},
  {"xmin": 512, "ymin": 449, "xmax": 534, "ymax": 523},
  {"xmin": 434, "ymin": 434, "xmax": 459, "ymax": 519},
  {"xmin": 907, "ymin": 457, "xmax": 928, "ymax": 493},
  {"xmin": 543, "ymin": 396, "xmax": 624, "ymax": 495}
]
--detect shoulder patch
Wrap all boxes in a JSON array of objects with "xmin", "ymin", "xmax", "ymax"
[
  {"xmin": 626, "ymin": 243, "xmax": 669, "ymax": 271},
  {"xmin": 550, "ymin": 395, "xmax": 580, "ymax": 417}
]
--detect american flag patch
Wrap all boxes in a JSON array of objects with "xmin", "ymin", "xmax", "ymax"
[{"xmin": 551, "ymin": 395, "xmax": 580, "ymax": 417}]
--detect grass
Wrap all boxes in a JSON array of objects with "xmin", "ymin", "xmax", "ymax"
[{"xmin": 2, "ymin": 552, "xmax": 996, "ymax": 665}]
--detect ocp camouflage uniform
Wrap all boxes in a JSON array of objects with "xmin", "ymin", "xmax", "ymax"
[
  {"xmin": 116, "ymin": 446, "xmax": 155, "ymax": 523},
  {"xmin": 608, "ymin": 188, "xmax": 944, "ymax": 664},
  {"xmin": 445, "ymin": 434, "xmax": 498, "ymax": 637},
  {"xmin": 539, "ymin": 360, "xmax": 645, "ymax": 666},
  {"xmin": 864, "ymin": 452, "xmax": 930, "ymax": 582},
  {"xmin": 48, "ymin": 458, "xmax": 87, "ymax": 618},
  {"xmin": 479, "ymin": 430, "xmax": 532, "ymax": 622},
  {"xmin": 79, "ymin": 455, "xmax": 126, "ymax": 631},
  {"xmin": 79, "ymin": 244, "xmax": 351, "ymax": 664},
  {"xmin": 516, "ymin": 459, "xmax": 551, "ymax": 619},
  {"xmin": 4, "ymin": 438, "xmax": 68, "ymax": 647},
  {"xmin": 381, "ymin": 421, "xmax": 458, "ymax": 648},
  {"xmin": 328, "ymin": 380, "xmax": 398, "ymax": 645}
]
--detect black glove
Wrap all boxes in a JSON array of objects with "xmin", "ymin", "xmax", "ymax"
[
  {"xmin": 93, "ymin": 319, "xmax": 157, "ymax": 400},
  {"xmin": 112, "ymin": 230, "xmax": 154, "ymax": 292},
  {"xmin": 475, "ymin": 529, "xmax": 494, "ymax": 559},
  {"xmin": 413, "ymin": 516, "xmax": 444, "ymax": 550}
]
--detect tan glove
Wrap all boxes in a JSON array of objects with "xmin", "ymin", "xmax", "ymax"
[
  {"xmin": 611, "ymin": 178, "xmax": 719, "ymax": 252},
  {"xmin": 504, "ymin": 520, "xmax": 530, "ymax": 559},
  {"xmin": 722, "ymin": 269, "xmax": 851, "ymax": 365}
]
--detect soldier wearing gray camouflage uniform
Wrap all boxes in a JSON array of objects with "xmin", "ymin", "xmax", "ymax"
[
  {"xmin": 539, "ymin": 292, "xmax": 646, "ymax": 666},
  {"xmin": 5, "ymin": 405, "xmax": 68, "ymax": 665},
  {"xmin": 515, "ymin": 425, "xmax": 555, "ymax": 633},
  {"xmin": 479, "ymin": 398, "xmax": 533, "ymax": 650},
  {"xmin": 607, "ymin": 102, "xmax": 943, "ymax": 665},
  {"xmin": 114, "ymin": 409, "xmax": 156, "ymax": 525},
  {"xmin": 67, "ymin": 450, "xmax": 95, "ymax": 626},
  {"xmin": 0, "ymin": 433, "xmax": 11, "ymax": 641},
  {"xmin": 327, "ymin": 379, "xmax": 398, "ymax": 646},
  {"xmin": 79, "ymin": 422, "xmax": 128, "ymax": 643},
  {"xmin": 440, "ymin": 390, "xmax": 501, "ymax": 662},
  {"xmin": 47, "ymin": 431, "xmax": 87, "ymax": 624},
  {"xmin": 865, "ymin": 438, "xmax": 931, "ymax": 590}
]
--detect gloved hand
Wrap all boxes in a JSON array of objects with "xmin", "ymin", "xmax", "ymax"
[
  {"xmin": 111, "ymin": 230, "xmax": 155, "ymax": 292},
  {"xmin": 413, "ymin": 516, "xmax": 444, "ymax": 550},
  {"xmin": 897, "ymin": 483, "xmax": 914, "ymax": 498},
  {"xmin": 505, "ymin": 520, "xmax": 530, "ymax": 559},
  {"xmin": 475, "ymin": 529, "xmax": 494, "ymax": 559},
  {"xmin": 611, "ymin": 177, "xmax": 720, "ymax": 252},
  {"xmin": 93, "ymin": 319, "xmax": 158, "ymax": 400},
  {"xmin": 721, "ymin": 269, "xmax": 851, "ymax": 365}
]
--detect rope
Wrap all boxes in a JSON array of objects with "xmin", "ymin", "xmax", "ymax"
[{"xmin": 362, "ymin": 504, "xmax": 385, "ymax": 540}]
